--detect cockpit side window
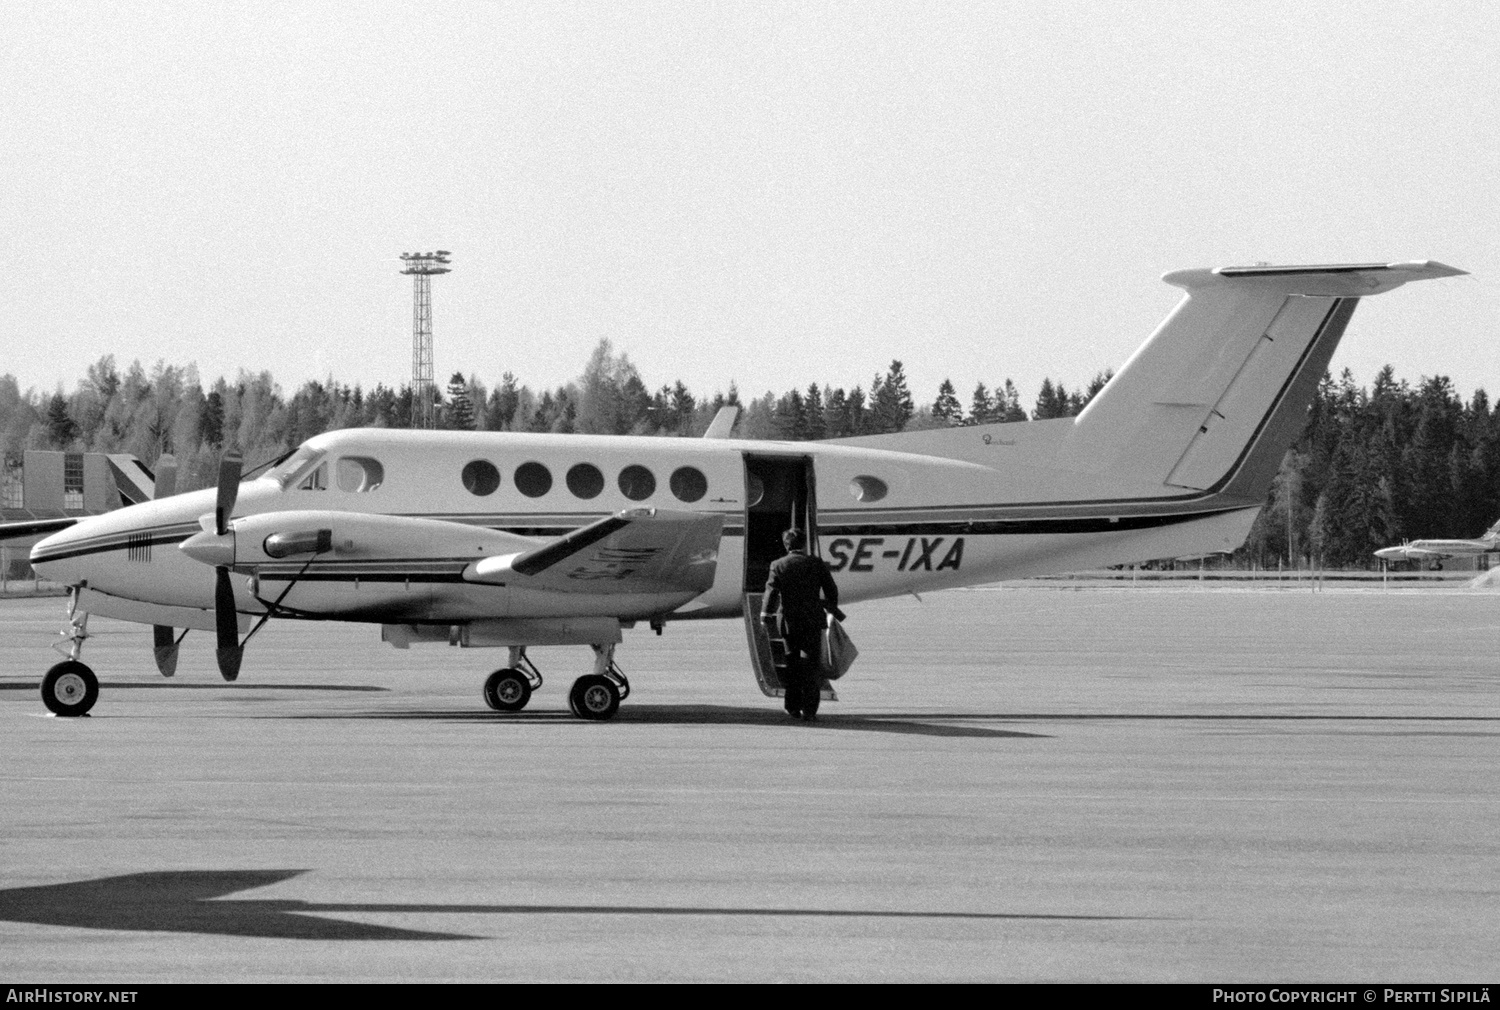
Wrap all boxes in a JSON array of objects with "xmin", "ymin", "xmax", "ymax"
[
  {"xmin": 298, "ymin": 463, "xmax": 328, "ymax": 491},
  {"xmin": 270, "ymin": 447, "xmax": 327, "ymax": 490},
  {"xmin": 336, "ymin": 456, "xmax": 384, "ymax": 492}
]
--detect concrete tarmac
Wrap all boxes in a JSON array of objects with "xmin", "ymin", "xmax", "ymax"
[{"xmin": 1, "ymin": 586, "xmax": 1497, "ymax": 982}]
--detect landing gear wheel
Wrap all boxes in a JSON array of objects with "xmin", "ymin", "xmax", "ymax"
[
  {"xmin": 483, "ymin": 668, "xmax": 532, "ymax": 712},
  {"xmin": 41, "ymin": 661, "xmax": 98, "ymax": 717},
  {"xmin": 568, "ymin": 675, "xmax": 620, "ymax": 721}
]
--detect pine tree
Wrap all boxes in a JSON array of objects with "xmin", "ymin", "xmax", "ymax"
[
  {"xmin": 485, "ymin": 372, "xmax": 521, "ymax": 431},
  {"xmin": 46, "ymin": 393, "xmax": 78, "ymax": 447},
  {"xmin": 445, "ymin": 372, "xmax": 475, "ymax": 430},
  {"xmin": 198, "ymin": 391, "xmax": 225, "ymax": 447},
  {"xmin": 773, "ymin": 388, "xmax": 809, "ymax": 440},
  {"xmin": 804, "ymin": 384, "xmax": 826, "ymax": 440},
  {"xmin": 871, "ymin": 360, "xmax": 914, "ymax": 433},
  {"xmin": 998, "ymin": 379, "xmax": 1027, "ymax": 422},
  {"xmin": 670, "ymin": 381, "xmax": 696, "ymax": 435},
  {"xmin": 932, "ymin": 379, "xmax": 962, "ymax": 426},
  {"xmin": 1401, "ymin": 375, "xmax": 1462, "ymax": 537},
  {"xmin": 824, "ymin": 387, "xmax": 849, "ymax": 438},
  {"xmin": 1033, "ymin": 378, "xmax": 1069, "ymax": 419},
  {"xmin": 846, "ymin": 386, "xmax": 869, "ymax": 435},
  {"xmin": 968, "ymin": 382, "xmax": 993, "ymax": 426}
]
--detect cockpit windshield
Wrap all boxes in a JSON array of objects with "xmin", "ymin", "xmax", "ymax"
[{"xmin": 267, "ymin": 446, "xmax": 326, "ymax": 490}]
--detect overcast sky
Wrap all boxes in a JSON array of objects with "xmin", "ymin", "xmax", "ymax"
[{"xmin": 2, "ymin": 1, "xmax": 1496, "ymax": 409}]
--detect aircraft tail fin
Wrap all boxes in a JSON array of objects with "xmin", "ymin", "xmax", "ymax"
[
  {"xmin": 1053, "ymin": 261, "xmax": 1465, "ymax": 500},
  {"xmin": 831, "ymin": 261, "xmax": 1463, "ymax": 511},
  {"xmin": 703, "ymin": 406, "xmax": 739, "ymax": 439},
  {"xmin": 1483, "ymin": 519, "xmax": 1500, "ymax": 543},
  {"xmin": 105, "ymin": 454, "xmax": 156, "ymax": 506}
]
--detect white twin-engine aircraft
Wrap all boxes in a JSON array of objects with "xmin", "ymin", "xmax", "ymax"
[
  {"xmin": 14, "ymin": 262, "xmax": 1464, "ymax": 719},
  {"xmin": 1374, "ymin": 519, "xmax": 1500, "ymax": 565}
]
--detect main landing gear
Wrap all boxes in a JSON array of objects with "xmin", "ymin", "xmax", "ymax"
[
  {"xmin": 568, "ymin": 644, "xmax": 631, "ymax": 721},
  {"xmin": 481, "ymin": 643, "xmax": 631, "ymax": 721},
  {"xmin": 41, "ymin": 594, "xmax": 98, "ymax": 717},
  {"xmin": 482, "ymin": 647, "xmax": 544, "ymax": 712}
]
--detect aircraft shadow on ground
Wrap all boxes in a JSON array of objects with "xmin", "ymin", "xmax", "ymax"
[
  {"xmin": 278, "ymin": 705, "xmax": 1500, "ymax": 735},
  {"xmin": 0, "ymin": 870, "xmax": 1139, "ymax": 941},
  {"xmin": 282, "ymin": 704, "xmax": 1049, "ymax": 739}
]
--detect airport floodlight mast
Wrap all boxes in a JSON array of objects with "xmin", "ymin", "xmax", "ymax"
[{"xmin": 400, "ymin": 250, "xmax": 452, "ymax": 429}]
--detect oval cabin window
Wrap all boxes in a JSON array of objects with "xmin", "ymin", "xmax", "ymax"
[
  {"xmin": 669, "ymin": 466, "xmax": 707, "ymax": 503},
  {"xmin": 618, "ymin": 465, "xmax": 656, "ymax": 501},
  {"xmin": 848, "ymin": 475, "xmax": 888, "ymax": 503},
  {"xmin": 336, "ymin": 456, "xmax": 385, "ymax": 493},
  {"xmin": 514, "ymin": 461, "xmax": 553, "ymax": 498},
  {"xmin": 461, "ymin": 460, "xmax": 501, "ymax": 496},
  {"xmin": 566, "ymin": 463, "xmax": 605, "ymax": 499}
]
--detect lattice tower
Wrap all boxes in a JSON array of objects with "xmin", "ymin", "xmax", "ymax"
[{"xmin": 399, "ymin": 250, "xmax": 451, "ymax": 429}]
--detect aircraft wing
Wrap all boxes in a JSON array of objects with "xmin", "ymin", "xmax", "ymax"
[
  {"xmin": 465, "ymin": 508, "xmax": 723, "ymax": 595},
  {"xmin": 0, "ymin": 517, "xmax": 80, "ymax": 542}
]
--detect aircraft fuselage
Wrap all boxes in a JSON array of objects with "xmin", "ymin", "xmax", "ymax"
[{"xmin": 32, "ymin": 425, "xmax": 1258, "ymax": 630}]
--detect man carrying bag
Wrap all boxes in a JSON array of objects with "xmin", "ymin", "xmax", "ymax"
[{"xmin": 761, "ymin": 528, "xmax": 845, "ymax": 722}]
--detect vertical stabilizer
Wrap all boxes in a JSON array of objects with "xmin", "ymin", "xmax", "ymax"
[
  {"xmin": 105, "ymin": 454, "xmax": 156, "ymax": 507},
  {"xmin": 703, "ymin": 405, "xmax": 739, "ymax": 439},
  {"xmin": 1057, "ymin": 262, "xmax": 1466, "ymax": 499}
]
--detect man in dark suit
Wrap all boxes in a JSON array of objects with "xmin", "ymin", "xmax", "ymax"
[{"xmin": 761, "ymin": 528, "xmax": 844, "ymax": 721}]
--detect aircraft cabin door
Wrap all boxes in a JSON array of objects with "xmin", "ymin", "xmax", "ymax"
[
  {"xmin": 740, "ymin": 454, "xmax": 834, "ymax": 701},
  {"xmin": 741, "ymin": 453, "xmax": 818, "ymax": 593}
]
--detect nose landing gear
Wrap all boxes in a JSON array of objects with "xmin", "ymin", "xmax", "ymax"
[
  {"xmin": 42, "ymin": 593, "xmax": 97, "ymax": 717},
  {"xmin": 42, "ymin": 660, "xmax": 98, "ymax": 717}
]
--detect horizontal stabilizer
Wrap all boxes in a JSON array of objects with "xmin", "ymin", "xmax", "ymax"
[{"xmin": 466, "ymin": 508, "xmax": 723, "ymax": 595}]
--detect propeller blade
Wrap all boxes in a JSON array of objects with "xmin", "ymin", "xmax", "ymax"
[
  {"xmin": 214, "ymin": 567, "xmax": 242, "ymax": 682},
  {"xmin": 215, "ymin": 450, "xmax": 242, "ymax": 536}
]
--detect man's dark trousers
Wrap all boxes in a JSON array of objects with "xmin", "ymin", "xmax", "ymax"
[{"xmin": 782, "ymin": 625, "xmax": 822, "ymax": 717}]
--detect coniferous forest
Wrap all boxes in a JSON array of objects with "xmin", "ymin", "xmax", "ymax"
[{"xmin": 2, "ymin": 340, "xmax": 1493, "ymax": 570}]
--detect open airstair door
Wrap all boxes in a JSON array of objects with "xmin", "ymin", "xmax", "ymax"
[
  {"xmin": 740, "ymin": 453, "xmax": 835, "ymax": 702},
  {"xmin": 743, "ymin": 592, "xmax": 838, "ymax": 702}
]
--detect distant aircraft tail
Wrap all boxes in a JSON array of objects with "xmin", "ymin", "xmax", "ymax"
[
  {"xmin": 837, "ymin": 261, "xmax": 1465, "ymax": 511},
  {"xmin": 1483, "ymin": 519, "xmax": 1500, "ymax": 544}
]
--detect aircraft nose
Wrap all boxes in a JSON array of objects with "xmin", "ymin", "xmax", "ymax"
[
  {"xmin": 180, "ymin": 529, "xmax": 235, "ymax": 567},
  {"xmin": 30, "ymin": 523, "xmax": 86, "ymax": 582}
]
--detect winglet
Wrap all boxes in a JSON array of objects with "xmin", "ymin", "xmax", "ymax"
[{"xmin": 703, "ymin": 405, "xmax": 738, "ymax": 439}]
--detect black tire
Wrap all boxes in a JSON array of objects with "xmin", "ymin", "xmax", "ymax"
[
  {"xmin": 482, "ymin": 669, "xmax": 532, "ymax": 712},
  {"xmin": 568, "ymin": 675, "xmax": 620, "ymax": 721},
  {"xmin": 41, "ymin": 661, "xmax": 98, "ymax": 717}
]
